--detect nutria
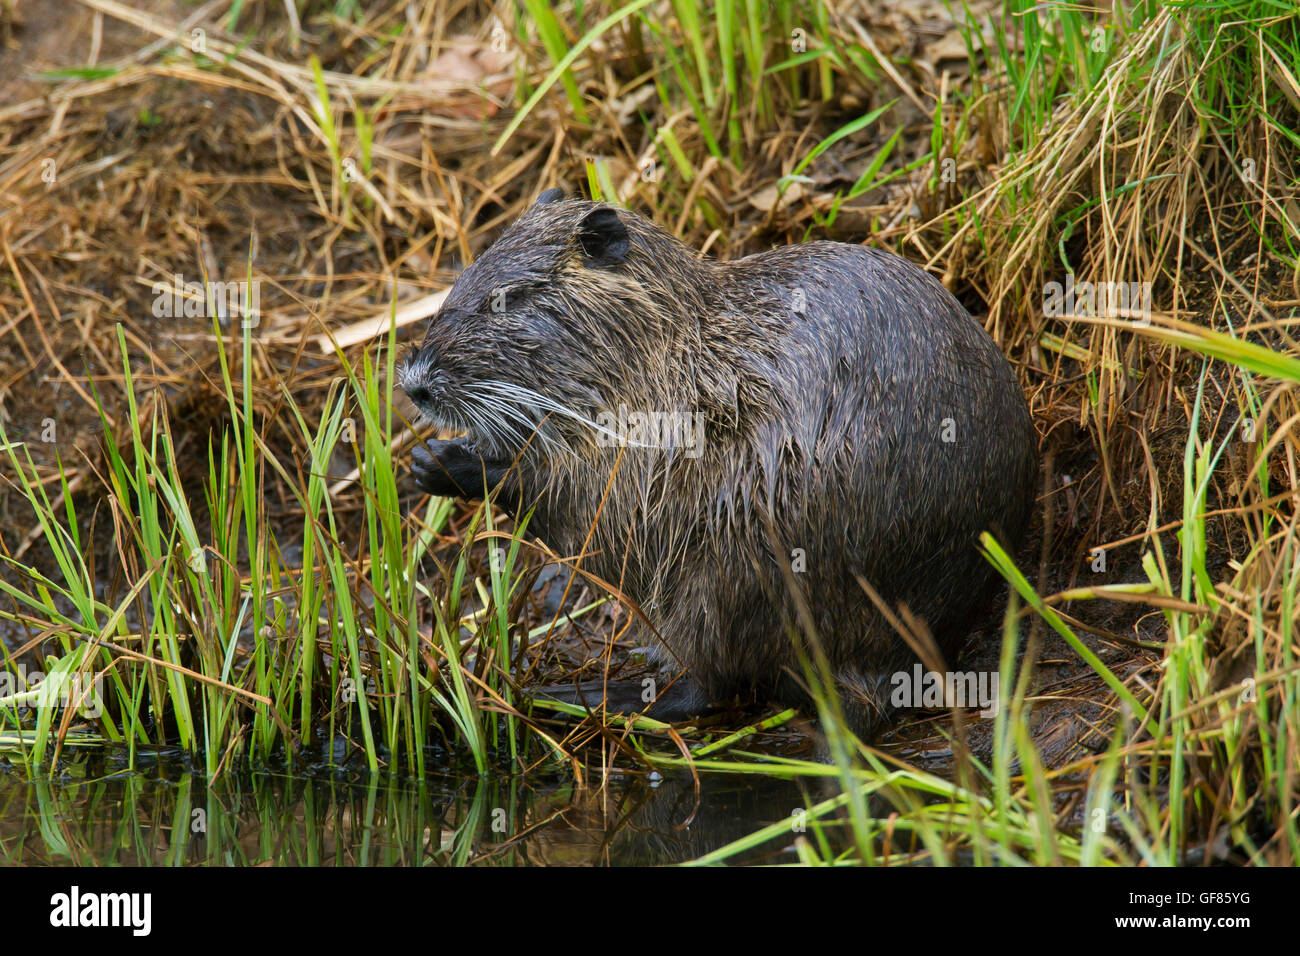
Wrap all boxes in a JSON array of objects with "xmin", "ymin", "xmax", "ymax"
[{"xmin": 399, "ymin": 189, "xmax": 1037, "ymax": 739}]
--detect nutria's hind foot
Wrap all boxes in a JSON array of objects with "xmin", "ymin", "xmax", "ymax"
[
  {"xmin": 410, "ymin": 437, "xmax": 511, "ymax": 501},
  {"xmin": 534, "ymin": 677, "xmax": 712, "ymax": 723},
  {"xmin": 797, "ymin": 672, "xmax": 898, "ymax": 763},
  {"xmin": 773, "ymin": 668, "xmax": 898, "ymax": 751},
  {"xmin": 834, "ymin": 668, "xmax": 898, "ymax": 742}
]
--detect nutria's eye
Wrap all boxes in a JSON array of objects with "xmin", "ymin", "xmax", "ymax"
[{"xmin": 480, "ymin": 288, "xmax": 515, "ymax": 315}]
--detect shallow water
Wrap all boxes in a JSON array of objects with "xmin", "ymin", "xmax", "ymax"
[{"xmin": 0, "ymin": 754, "xmax": 817, "ymax": 866}]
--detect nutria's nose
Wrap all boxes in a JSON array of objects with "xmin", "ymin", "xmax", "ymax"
[
  {"xmin": 401, "ymin": 344, "xmax": 440, "ymax": 407},
  {"xmin": 404, "ymin": 382, "xmax": 434, "ymax": 407}
]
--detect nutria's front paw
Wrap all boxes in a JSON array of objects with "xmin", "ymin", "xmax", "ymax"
[{"xmin": 411, "ymin": 437, "xmax": 485, "ymax": 498}]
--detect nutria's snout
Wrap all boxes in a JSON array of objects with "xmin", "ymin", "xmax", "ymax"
[
  {"xmin": 395, "ymin": 348, "xmax": 436, "ymax": 416},
  {"xmin": 398, "ymin": 343, "xmax": 449, "ymax": 422}
]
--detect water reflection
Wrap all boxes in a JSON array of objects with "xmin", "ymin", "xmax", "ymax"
[{"xmin": 0, "ymin": 757, "xmax": 816, "ymax": 866}]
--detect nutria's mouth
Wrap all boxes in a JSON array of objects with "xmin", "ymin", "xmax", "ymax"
[
  {"xmin": 404, "ymin": 389, "xmax": 471, "ymax": 431},
  {"xmin": 398, "ymin": 355, "xmax": 511, "ymax": 458},
  {"xmin": 400, "ymin": 382, "xmax": 471, "ymax": 439},
  {"xmin": 400, "ymin": 350, "xmax": 586, "ymax": 463}
]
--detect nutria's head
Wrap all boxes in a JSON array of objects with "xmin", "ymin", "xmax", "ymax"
[{"xmin": 399, "ymin": 191, "xmax": 704, "ymax": 460}]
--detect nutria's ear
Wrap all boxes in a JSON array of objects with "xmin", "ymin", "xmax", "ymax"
[
  {"xmin": 535, "ymin": 187, "xmax": 565, "ymax": 205},
  {"xmin": 576, "ymin": 207, "xmax": 629, "ymax": 266}
]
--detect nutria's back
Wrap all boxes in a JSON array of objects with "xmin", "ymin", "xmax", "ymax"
[{"xmin": 401, "ymin": 193, "xmax": 1037, "ymax": 737}]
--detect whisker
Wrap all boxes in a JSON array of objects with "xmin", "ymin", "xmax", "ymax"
[
  {"xmin": 464, "ymin": 382, "xmax": 577, "ymax": 459},
  {"xmin": 474, "ymin": 379, "xmax": 653, "ymax": 449}
]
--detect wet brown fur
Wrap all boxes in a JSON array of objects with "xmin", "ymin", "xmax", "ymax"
[{"xmin": 399, "ymin": 194, "xmax": 1038, "ymax": 738}]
